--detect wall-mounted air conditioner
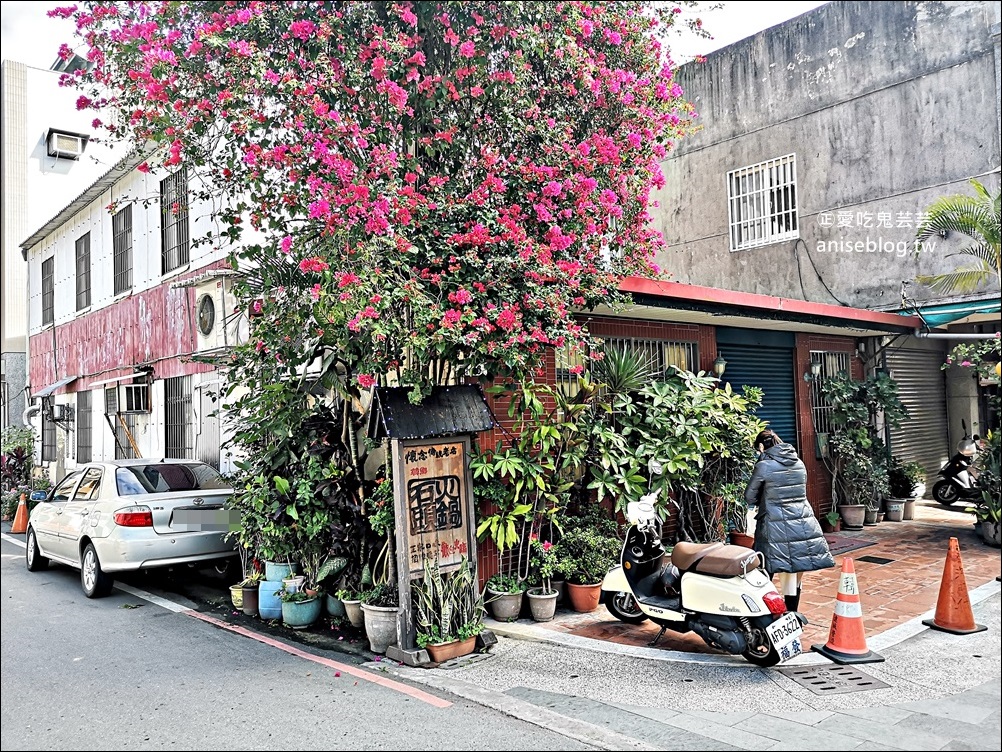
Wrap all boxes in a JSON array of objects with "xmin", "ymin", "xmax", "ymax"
[
  {"xmin": 119, "ymin": 383, "xmax": 149, "ymax": 413},
  {"xmin": 46, "ymin": 129, "xmax": 89, "ymax": 160},
  {"xmin": 49, "ymin": 403, "xmax": 73, "ymax": 422},
  {"xmin": 193, "ymin": 276, "xmax": 247, "ymax": 353}
]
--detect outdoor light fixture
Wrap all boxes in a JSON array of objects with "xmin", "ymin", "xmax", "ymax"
[
  {"xmin": 803, "ymin": 361, "xmax": 823, "ymax": 382},
  {"xmin": 713, "ymin": 355, "xmax": 727, "ymax": 377}
]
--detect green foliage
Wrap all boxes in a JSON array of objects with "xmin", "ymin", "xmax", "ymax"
[
  {"xmin": 527, "ymin": 536, "xmax": 559, "ymax": 592},
  {"xmin": 818, "ymin": 371, "xmax": 907, "ymax": 508},
  {"xmin": 413, "ymin": 557, "xmax": 485, "ymax": 646},
  {"xmin": 485, "ymin": 572, "xmax": 526, "ymax": 595},
  {"xmin": 361, "ymin": 581, "xmax": 399, "ymax": 608},
  {"xmin": 888, "ymin": 457, "xmax": 925, "ymax": 498},
  {"xmin": 916, "ymin": 179, "xmax": 1001, "ymax": 295},
  {"xmin": 553, "ymin": 527, "xmax": 621, "ymax": 585},
  {"xmin": 970, "ymin": 429, "xmax": 1001, "ymax": 524},
  {"xmin": 278, "ymin": 588, "xmax": 317, "ymax": 604}
]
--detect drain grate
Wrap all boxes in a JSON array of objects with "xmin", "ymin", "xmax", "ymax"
[
  {"xmin": 777, "ymin": 665, "xmax": 891, "ymax": 694},
  {"xmin": 856, "ymin": 554, "xmax": 894, "ymax": 565}
]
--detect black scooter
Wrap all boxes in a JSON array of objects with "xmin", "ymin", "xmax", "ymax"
[{"xmin": 932, "ymin": 422, "xmax": 980, "ymax": 506}]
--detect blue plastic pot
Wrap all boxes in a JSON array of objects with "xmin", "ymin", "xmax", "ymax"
[
  {"xmin": 264, "ymin": 561, "xmax": 297, "ymax": 582},
  {"xmin": 258, "ymin": 580, "xmax": 284, "ymax": 620}
]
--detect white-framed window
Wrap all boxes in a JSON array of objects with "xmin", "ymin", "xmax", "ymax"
[{"xmin": 727, "ymin": 153, "xmax": 799, "ymax": 251}]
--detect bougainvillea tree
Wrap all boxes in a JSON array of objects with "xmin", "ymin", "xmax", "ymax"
[
  {"xmin": 58, "ymin": 1, "xmax": 703, "ymax": 584},
  {"xmin": 59, "ymin": 0, "xmax": 701, "ymax": 399}
]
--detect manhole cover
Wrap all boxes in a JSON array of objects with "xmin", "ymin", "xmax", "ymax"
[
  {"xmin": 777, "ymin": 665, "xmax": 890, "ymax": 694},
  {"xmin": 857, "ymin": 555, "xmax": 894, "ymax": 565}
]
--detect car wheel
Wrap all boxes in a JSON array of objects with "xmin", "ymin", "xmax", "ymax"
[
  {"xmin": 26, "ymin": 528, "xmax": 49, "ymax": 572},
  {"xmin": 81, "ymin": 542, "xmax": 114, "ymax": 598}
]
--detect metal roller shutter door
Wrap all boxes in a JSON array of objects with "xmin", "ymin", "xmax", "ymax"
[
  {"xmin": 717, "ymin": 344, "xmax": 798, "ymax": 451},
  {"xmin": 886, "ymin": 348, "xmax": 950, "ymax": 481}
]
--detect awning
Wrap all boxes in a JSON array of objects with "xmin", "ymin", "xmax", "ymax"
[
  {"xmin": 31, "ymin": 375, "xmax": 78, "ymax": 399},
  {"xmin": 903, "ymin": 298, "xmax": 1001, "ymax": 328},
  {"xmin": 367, "ymin": 385, "xmax": 496, "ymax": 440},
  {"xmin": 89, "ymin": 372, "xmax": 144, "ymax": 388}
]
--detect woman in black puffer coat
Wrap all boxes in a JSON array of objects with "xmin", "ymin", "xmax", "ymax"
[{"xmin": 743, "ymin": 429, "xmax": 835, "ymax": 613}]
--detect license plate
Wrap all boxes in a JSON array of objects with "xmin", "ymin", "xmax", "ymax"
[
  {"xmin": 766, "ymin": 612, "xmax": 804, "ymax": 662},
  {"xmin": 170, "ymin": 508, "xmax": 237, "ymax": 532}
]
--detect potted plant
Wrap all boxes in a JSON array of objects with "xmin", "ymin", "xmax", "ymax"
[
  {"xmin": 240, "ymin": 570, "xmax": 264, "ymax": 617},
  {"xmin": 341, "ymin": 588, "xmax": 366, "ymax": 628},
  {"xmin": 553, "ymin": 527, "xmax": 621, "ymax": 613},
  {"xmin": 279, "ymin": 587, "xmax": 322, "ymax": 629},
  {"xmin": 888, "ymin": 457, "xmax": 924, "ymax": 520},
  {"xmin": 525, "ymin": 536, "xmax": 559, "ymax": 622},
  {"xmin": 484, "ymin": 573, "xmax": 525, "ymax": 622},
  {"xmin": 820, "ymin": 509, "xmax": 841, "ymax": 533},
  {"xmin": 969, "ymin": 430, "xmax": 1001, "ymax": 547},
  {"xmin": 414, "ymin": 558, "xmax": 485, "ymax": 662},
  {"xmin": 360, "ymin": 582, "xmax": 399, "ymax": 654}
]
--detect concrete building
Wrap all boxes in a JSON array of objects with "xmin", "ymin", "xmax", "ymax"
[
  {"xmin": 653, "ymin": 0, "xmax": 1002, "ymax": 480},
  {"xmin": 1, "ymin": 56, "xmax": 122, "ymax": 429}
]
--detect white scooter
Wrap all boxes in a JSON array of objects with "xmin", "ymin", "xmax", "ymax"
[{"xmin": 601, "ymin": 491, "xmax": 803, "ymax": 667}]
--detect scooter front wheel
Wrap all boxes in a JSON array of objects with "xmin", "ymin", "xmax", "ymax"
[
  {"xmin": 932, "ymin": 480, "xmax": 959, "ymax": 506},
  {"xmin": 606, "ymin": 591, "xmax": 649, "ymax": 624}
]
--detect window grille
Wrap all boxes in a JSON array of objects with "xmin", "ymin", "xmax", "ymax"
[
  {"xmin": 42, "ymin": 257, "xmax": 54, "ymax": 325},
  {"xmin": 727, "ymin": 154, "xmax": 799, "ymax": 251},
  {"xmin": 165, "ymin": 375, "xmax": 194, "ymax": 459},
  {"xmin": 555, "ymin": 337, "xmax": 698, "ymax": 401},
  {"xmin": 160, "ymin": 168, "xmax": 190, "ymax": 274},
  {"xmin": 113, "ymin": 205, "xmax": 133, "ymax": 294},
  {"xmin": 77, "ymin": 391, "xmax": 92, "ymax": 463},
  {"xmin": 105, "ymin": 386, "xmax": 138, "ymax": 459},
  {"xmin": 41, "ymin": 412, "xmax": 56, "ymax": 462},
  {"xmin": 809, "ymin": 350, "xmax": 851, "ymax": 438},
  {"xmin": 75, "ymin": 233, "xmax": 91, "ymax": 310}
]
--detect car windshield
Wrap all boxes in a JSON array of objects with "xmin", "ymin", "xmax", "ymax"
[{"xmin": 116, "ymin": 464, "xmax": 230, "ymax": 496}]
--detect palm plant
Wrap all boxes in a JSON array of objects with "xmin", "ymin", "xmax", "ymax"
[{"xmin": 916, "ymin": 179, "xmax": 1001, "ymax": 295}]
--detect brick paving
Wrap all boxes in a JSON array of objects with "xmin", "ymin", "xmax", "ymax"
[{"xmin": 540, "ymin": 499, "xmax": 1001, "ymax": 653}]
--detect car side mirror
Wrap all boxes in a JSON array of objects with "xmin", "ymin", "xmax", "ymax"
[{"xmin": 30, "ymin": 491, "xmax": 48, "ymax": 501}]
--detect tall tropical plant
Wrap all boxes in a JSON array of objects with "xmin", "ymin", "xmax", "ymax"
[{"xmin": 916, "ymin": 179, "xmax": 1001, "ymax": 295}]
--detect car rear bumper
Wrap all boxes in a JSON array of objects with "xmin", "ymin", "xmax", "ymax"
[{"xmin": 91, "ymin": 530, "xmax": 236, "ymax": 573}]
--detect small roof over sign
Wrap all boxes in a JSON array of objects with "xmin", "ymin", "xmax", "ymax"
[{"xmin": 367, "ymin": 385, "xmax": 495, "ymax": 440}]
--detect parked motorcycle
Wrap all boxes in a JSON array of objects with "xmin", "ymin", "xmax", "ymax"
[
  {"xmin": 600, "ymin": 492, "xmax": 803, "ymax": 667},
  {"xmin": 932, "ymin": 423, "xmax": 981, "ymax": 506}
]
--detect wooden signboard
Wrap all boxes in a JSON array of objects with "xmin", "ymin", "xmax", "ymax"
[{"xmin": 391, "ymin": 435, "xmax": 477, "ymax": 653}]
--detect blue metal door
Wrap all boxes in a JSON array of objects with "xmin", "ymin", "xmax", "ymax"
[{"xmin": 717, "ymin": 334, "xmax": 797, "ymax": 451}]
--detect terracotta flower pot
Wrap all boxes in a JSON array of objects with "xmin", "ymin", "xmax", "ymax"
[
  {"xmin": 426, "ymin": 636, "xmax": 477, "ymax": 663},
  {"xmin": 838, "ymin": 504, "xmax": 865, "ymax": 530},
  {"xmin": 566, "ymin": 582, "xmax": 602, "ymax": 613},
  {"xmin": 729, "ymin": 532, "xmax": 755, "ymax": 548}
]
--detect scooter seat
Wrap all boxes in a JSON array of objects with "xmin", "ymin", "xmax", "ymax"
[{"xmin": 671, "ymin": 541, "xmax": 761, "ymax": 577}]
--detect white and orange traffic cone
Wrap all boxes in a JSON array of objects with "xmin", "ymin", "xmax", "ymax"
[
  {"xmin": 811, "ymin": 556, "xmax": 884, "ymax": 665},
  {"xmin": 922, "ymin": 537, "xmax": 987, "ymax": 635}
]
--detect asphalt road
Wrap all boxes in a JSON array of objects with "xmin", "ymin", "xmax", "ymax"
[{"xmin": 0, "ymin": 534, "xmax": 593, "ymax": 752}]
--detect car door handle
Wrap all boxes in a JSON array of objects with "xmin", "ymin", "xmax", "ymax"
[{"xmin": 80, "ymin": 510, "xmax": 89, "ymax": 515}]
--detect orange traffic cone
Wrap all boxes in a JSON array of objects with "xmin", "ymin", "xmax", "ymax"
[
  {"xmin": 10, "ymin": 493, "xmax": 29, "ymax": 534},
  {"xmin": 921, "ymin": 537, "xmax": 987, "ymax": 635},
  {"xmin": 812, "ymin": 556, "xmax": 885, "ymax": 665}
]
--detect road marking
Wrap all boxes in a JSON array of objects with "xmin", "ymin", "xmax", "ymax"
[
  {"xmin": 2, "ymin": 533, "xmax": 26, "ymax": 548},
  {"xmin": 115, "ymin": 583, "xmax": 192, "ymax": 613},
  {"xmin": 187, "ymin": 611, "xmax": 452, "ymax": 708}
]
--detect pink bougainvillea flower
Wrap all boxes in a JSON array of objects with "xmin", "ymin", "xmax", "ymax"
[{"xmin": 298, "ymin": 257, "xmax": 330, "ymax": 273}]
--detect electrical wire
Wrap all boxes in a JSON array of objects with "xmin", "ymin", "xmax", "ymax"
[{"xmin": 795, "ymin": 237, "xmax": 850, "ymax": 306}]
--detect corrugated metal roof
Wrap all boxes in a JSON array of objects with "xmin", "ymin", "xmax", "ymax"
[
  {"xmin": 367, "ymin": 385, "xmax": 495, "ymax": 440},
  {"xmin": 20, "ymin": 145, "xmax": 153, "ymax": 252},
  {"xmin": 30, "ymin": 374, "xmax": 78, "ymax": 398}
]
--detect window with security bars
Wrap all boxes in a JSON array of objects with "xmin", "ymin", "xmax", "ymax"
[
  {"xmin": 160, "ymin": 168, "xmax": 190, "ymax": 274},
  {"xmin": 809, "ymin": 350, "xmax": 851, "ymax": 440},
  {"xmin": 165, "ymin": 376, "xmax": 194, "ymax": 459},
  {"xmin": 727, "ymin": 154, "xmax": 798, "ymax": 251},
  {"xmin": 76, "ymin": 391, "xmax": 93, "ymax": 463},
  {"xmin": 42, "ymin": 257, "xmax": 54, "ymax": 325},
  {"xmin": 41, "ymin": 412, "xmax": 56, "ymax": 462},
  {"xmin": 113, "ymin": 205, "xmax": 133, "ymax": 294},
  {"xmin": 75, "ymin": 232, "xmax": 91, "ymax": 310},
  {"xmin": 555, "ymin": 337, "xmax": 698, "ymax": 401},
  {"xmin": 105, "ymin": 386, "xmax": 138, "ymax": 459}
]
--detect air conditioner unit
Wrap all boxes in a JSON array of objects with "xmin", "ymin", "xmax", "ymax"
[
  {"xmin": 119, "ymin": 383, "xmax": 150, "ymax": 413},
  {"xmin": 193, "ymin": 276, "xmax": 247, "ymax": 353},
  {"xmin": 49, "ymin": 403, "xmax": 73, "ymax": 422},
  {"xmin": 46, "ymin": 129, "xmax": 88, "ymax": 160}
]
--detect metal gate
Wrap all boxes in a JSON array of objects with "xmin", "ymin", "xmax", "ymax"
[
  {"xmin": 717, "ymin": 343, "xmax": 798, "ymax": 451},
  {"xmin": 885, "ymin": 348, "xmax": 950, "ymax": 483},
  {"xmin": 196, "ymin": 380, "xmax": 221, "ymax": 469}
]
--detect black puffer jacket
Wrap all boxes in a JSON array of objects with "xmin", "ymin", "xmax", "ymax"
[{"xmin": 743, "ymin": 443, "xmax": 835, "ymax": 575}]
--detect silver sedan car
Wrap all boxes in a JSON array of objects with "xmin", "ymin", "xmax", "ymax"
[{"xmin": 25, "ymin": 459, "xmax": 238, "ymax": 598}]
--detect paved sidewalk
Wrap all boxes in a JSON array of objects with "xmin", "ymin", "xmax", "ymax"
[{"xmin": 508, "ymin": 500, "xmax": 1001, "ymax": 657}]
